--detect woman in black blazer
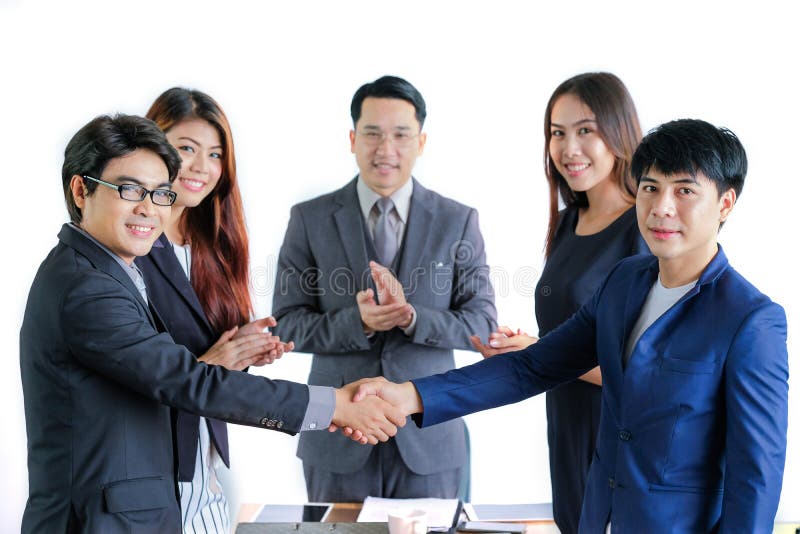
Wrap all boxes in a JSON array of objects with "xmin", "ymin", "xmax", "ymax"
[{"xmin": 138, "ymin": 88, "xmax": 291, "ymax": 533}]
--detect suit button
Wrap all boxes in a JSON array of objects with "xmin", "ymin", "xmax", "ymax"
[
  {"xmin": 619, "ymin": 430, "xmax": 632, "ymax": 441},
  {"xmin": 608, "ymin": 478, "xmax": 616, "ymax": 488}
]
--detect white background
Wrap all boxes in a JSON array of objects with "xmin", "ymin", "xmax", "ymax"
[{"xmin": 1, "ymin": 0, "xmax": 797, "ymax": 530}]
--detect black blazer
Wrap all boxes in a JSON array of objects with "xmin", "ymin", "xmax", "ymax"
[
  {"xmin": 20, "ymin": 225, "xmax": 309, "ymax": 533},
  {"xmin": 137, "ymin": 233, "xmax": 229, "ymax": 482}
]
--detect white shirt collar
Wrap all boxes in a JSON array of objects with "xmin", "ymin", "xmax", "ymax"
[{"xmin": 356, "ymin": 176, "xmax": 414, "ymax": 224}]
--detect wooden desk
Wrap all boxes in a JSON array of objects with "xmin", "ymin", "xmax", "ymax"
[
  {"xmin": 238, "ymin": 504, "xmax": 798, "ymax": 533},
  {"xmin": 237, "ymin": 503, "xmax": 559, "ymax": 533}
]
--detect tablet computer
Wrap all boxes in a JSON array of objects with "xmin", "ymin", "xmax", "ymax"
[{"xmin": 253, "ymin": 503, "xmax": 333, "ymax": 523}]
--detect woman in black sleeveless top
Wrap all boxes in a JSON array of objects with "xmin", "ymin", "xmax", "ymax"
[{"xmin": 471, "ymin": 73, "xmax": 647, "ymax": 534}]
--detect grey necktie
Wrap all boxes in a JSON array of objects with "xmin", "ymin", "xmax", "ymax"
[
  {"xmin": 373, "ymin": 197, "xmax": 398, "ymax": 266},
  {"xmin": 131, "ymin": 263, "xmax": 148, "ymax": 304}
]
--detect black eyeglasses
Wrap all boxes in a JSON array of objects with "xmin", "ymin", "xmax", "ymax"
[{"xmin": 82, "ymin": 175, "xmax": 177, "ymax": 206}]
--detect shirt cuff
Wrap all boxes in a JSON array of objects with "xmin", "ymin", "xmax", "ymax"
[
  {"xmin": 300, "ymin": 385, "xmax": 335, "ymax": 431},
  {"xmin": 402, "ymin": 305, "xmax": 417, "ymax": 336}
]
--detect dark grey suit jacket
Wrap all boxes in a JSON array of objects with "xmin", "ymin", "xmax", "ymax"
[
  {"xmin": 272, "ymin": 178, "xmax": 496, "ymax": 475},
  {"xmin": 19, "ymin": 225, "xmax": 309, "ymax": 533}
]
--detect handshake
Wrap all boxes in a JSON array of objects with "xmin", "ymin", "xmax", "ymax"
[{"xmin": 330, "ymin": 378, "xmax": 423, "ymax": 445}]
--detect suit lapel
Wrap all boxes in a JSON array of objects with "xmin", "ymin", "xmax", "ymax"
[
  {"xmin": 332, "ymin": 179, "xmax": 371, "ymax": 290},
  {"xmin": 144, "ymin": 234, "xmax": 213, "ymax": 333},
  {"xmin": 604, "ymin": 258, "xmax": 658, "ymax": 418},
  {"xmin": 619, "ymin": 260, "xmax": 658, "ymax": 357},
  {"xmin": 622, "ymin": 246, "xmax": 729, "ymax": 369},
  {"xmin": 58, "ymin": 224, "xmax": 156, "ymax": 326},
  {"xmin": 396, "ymin": 179, "xmax": 433, "ymax": 287}
]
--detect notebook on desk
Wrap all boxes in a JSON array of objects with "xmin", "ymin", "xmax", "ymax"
[{"xmin": 463, "ymin": 503, "xmax": 553, "ymax": 522}]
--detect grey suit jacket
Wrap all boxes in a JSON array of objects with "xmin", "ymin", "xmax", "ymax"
[
  {"xmin": 19, "ymin": 225, "xmax": 309, "ymax": 533},
  {"xmin": 272, "ymin": 178, "xmax": 496, "ymax": 474}
]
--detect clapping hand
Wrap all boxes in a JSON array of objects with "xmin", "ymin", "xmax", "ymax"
[
  {"xmin": 234, "ymin": 316, "xmax": 295, "ymax": 363},
  {"xmin": 356, "ymin": 262, "xmax": 413, "ymax": 333},
  {"xmin": 469, "ymin": 325, "xmax": 538, "ymax": 358},
  {"xmin": 200, "ymin": 326, "xmax": 279, "ymax": 371}
]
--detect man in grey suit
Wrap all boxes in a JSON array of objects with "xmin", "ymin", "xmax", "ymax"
[
  {"xmin": 19, "ymin": 113, "xmax": 403, "ymax": 533},
  {"xmin": 272, "ymin": 75, "xmax": 497, "ymax": 501}
]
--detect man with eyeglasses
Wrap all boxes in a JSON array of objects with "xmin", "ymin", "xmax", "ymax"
[
  {"xmin": 272, "ymin": 75, "xmax": 497, "ymax": 501},
  {"xmin": 19, "ymin": 113, "xmax": 405, "ymax": 533}
]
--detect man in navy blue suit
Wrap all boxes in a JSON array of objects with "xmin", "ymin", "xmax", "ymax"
[{"xmin": 350, "ymin": 119, "xmax": 789, "ymax": 533}]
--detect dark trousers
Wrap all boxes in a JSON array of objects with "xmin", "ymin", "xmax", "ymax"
[
  {"xmin": 303, "ymin": 438, "xmax": 462, "ymax": 502},
  {"xmin": 546, "ymin": 380, "xmax": 602, "ymax": 534}
]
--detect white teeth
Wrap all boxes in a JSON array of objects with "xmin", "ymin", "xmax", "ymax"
[
  {"xmin": 127, "ymin": 225, "xmax": 152, "ymax": 233},
  {"xmin": 181, "ymin": 178, "xmax": 204, "ymax": 188},
  {"xmin": 566, "ymin": 163, "xmax": 589, "ymax": 171}
]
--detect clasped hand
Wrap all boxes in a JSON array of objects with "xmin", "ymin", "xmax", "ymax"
[{"xmin": 330, "ymin": 377, "xmax": 421, "ymax": 445}]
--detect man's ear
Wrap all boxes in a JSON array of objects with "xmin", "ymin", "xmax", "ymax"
[
  {"xmin": 69, "ymin": 175, "xmax": 87, "ymax": 209},
  {"xmin": 417, "ymin": 131, "xmax": 427, "ymax": 156},
  {"xmin": 719, "ymin": 187, "xmax": 736, "ymax": 223}
]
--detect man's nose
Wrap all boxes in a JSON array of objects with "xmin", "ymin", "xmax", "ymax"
[
  {"xmin": 134, "ymin": 194, "xmax": 158, "ymax": 217},
  {"xmin": 651, "ymin": 191, "xmax": 675, "ymax": 217}
]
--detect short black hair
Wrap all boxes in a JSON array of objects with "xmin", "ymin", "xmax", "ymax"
[
  {"xmin": 631, "ymin": 119, "xmax": 747, "ymax": 199},
  {"xmin": 350, "ymin": 75, "xmax": 427, "ymax": 128},
  {"xmin": 62, "ymin": 114, "xmax": 182, "ymax": 223}
]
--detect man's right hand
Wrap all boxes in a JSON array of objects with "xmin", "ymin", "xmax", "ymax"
[
  {"xmin": 335, "ymin": 378, "xmax": 422, "ymax": 443},
  {"xmin": 331, "ymin": 379, "xmax": 407, "ymax": 445},
  {"xmin": 352, "ymin": 378, "xmax": 422, "ymax": 416},
  {"xmin": 356, "ymin": 288, "xmax": 413, "ymax": 334},
  {"xmin": 199, "ymin": 327, "xmax": 280, "ymax": 371}
]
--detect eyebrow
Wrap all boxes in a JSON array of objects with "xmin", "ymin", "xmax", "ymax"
[
  {"xmin": 115, "ymin": 175, "xmax": 172, "ymax": 189},
  {"xmin": 361, "ymin": 124, "xmax": 413, "ymax": 131},
  {"xmin": 550, "ymin": 118, "xmax": 597, "ymax": 129},
  {"xmin": 176, "ymin": 136, "xmax": 223, "ymax": 150},
  {"xmin": 640, "ymin": 175, "xmax": 699, "ymax": 185}
]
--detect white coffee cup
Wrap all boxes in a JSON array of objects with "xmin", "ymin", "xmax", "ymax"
[{"xmin": 387, "ymin": 508, "xmax": 427, "ymax": 534}]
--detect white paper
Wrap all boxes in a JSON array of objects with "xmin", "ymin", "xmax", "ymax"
[{"xmin": 356, "ymin": 496, "xmax": 460, "ymax": 528}]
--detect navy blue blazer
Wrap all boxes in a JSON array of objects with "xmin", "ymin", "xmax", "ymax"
[
  {"xmin": 412, "ymin": 247, "xmax": 788, "ymax": 533},
  {"xmin": 20, "ymin": 225, "xmax": 309, "ymax": 533},
  {"xmin": 136, "ymin": 233, "xmax": 229, "ymax": 482}
]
